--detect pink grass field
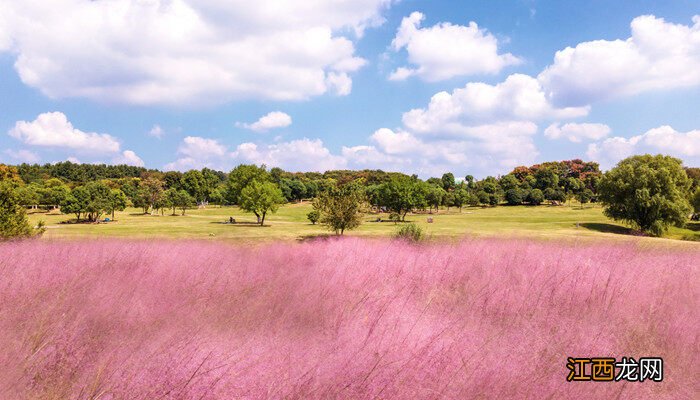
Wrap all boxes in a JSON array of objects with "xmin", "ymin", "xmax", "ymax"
[{"xmin": 0, "ymin": 238, "xmax": 697, "ymax": 399}]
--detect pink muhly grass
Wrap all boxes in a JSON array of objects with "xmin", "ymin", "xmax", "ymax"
[{"xmin": 0, "ymin": 238, "xmax": 697, "ymax": 399}]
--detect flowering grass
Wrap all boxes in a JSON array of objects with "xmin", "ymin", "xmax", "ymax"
[{"xmin": 0, "ymin": 238, "xmax": 697, "ymax": 399}]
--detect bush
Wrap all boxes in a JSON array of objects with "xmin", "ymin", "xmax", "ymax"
[
  {"xmin": 388, "ymin": 212, "xmax": 401, "ymax": 224},
  {"xmin": 307, "ymin": 210, "xmax": 320, "ymax": 225},
  {"xmin": 395, "ymin": 223, "xmax": 424, "ymax": 242}
]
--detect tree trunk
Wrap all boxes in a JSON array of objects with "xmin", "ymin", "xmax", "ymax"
[
  {"xmin": 112, "ymin": 209, "xmax": 115, "ymax": 220},
  {"xmin": 260, "ymin": 212, "xmax": 266, "ymax": 226}
]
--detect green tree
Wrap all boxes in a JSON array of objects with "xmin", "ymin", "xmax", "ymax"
[
  {"xmin": 452, "ymin": 188, "xmax": 468, "ymax": 211},
  {"xmin": 441, "ymin": 173, "xmax": 455, "ymax": 191},
  {"xmin": 576, "ymin": 189, "xmax": 594, "ymax": 209},
  {"xmin": 598, "ymin": 154, "xmax": 692, "ymax": 236},
  {"xmin": 0, "ymin": 181, "xmax": 35, "ymax": 239},
  {"xmin": 307, "ymin": 210, "xmax": 320, "ymax": 225},
  {"xmin": 425, "ymin": 186, "xmax": 446, "ymax": 213},
  {"xmin": 181, "ymin": 170, "xmax": 206, "ymax": 203},
  {"xmin": 527, "ymin": 189, "xmax": 544, "ymax": 205},
  {"xmin": 107, "ymin": 189, "xmax": 128, "ymax": 220},
  {"xmin": 692, "ymin": 187, "xmax": 700, "ymax": 215},
  {"xmin": 208, "ymin": 188, "xmax": 224, "ymax": 207},
  {"xmin": 505, "ymin": 188, "xmax": 523, "ymax": 205},
  {"xmin": 61, "ymin": 182, "xmax": 112, "ymax": 222},
  {"xmin": 239, "ymin": 180, "xmax": 284, "ymax": 225},
  {"xmin": 225, "ymin": 164, "xmax": 270, "ymax": 204},
  {"xmin": 382, "ymin": 176, "xmax": 426, "ymax": 221},
  {"xmin": 313, "ymin": 183, "xmax": 366, "ymax": 235}
]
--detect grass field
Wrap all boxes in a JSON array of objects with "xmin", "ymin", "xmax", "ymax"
[{"xmin": 27, "ymin": 202, "xmax": 700, "ymax": 244}]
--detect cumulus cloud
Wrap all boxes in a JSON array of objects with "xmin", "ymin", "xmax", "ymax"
[
  {"xmin": 539, "ymin": 15, "xmax": 700, "ymax": 106},
  {"xmin": 587, "ymin": 125, "xmax": 700, "ymax": 169},
  {"xmin": 3, "ymin": 149, "xmax": 40, "ymax": 164},
  {"xmin": 544, "ymin": 122, "xmax": 611, "ymax": 143},
  {"xmin": 148, "ymin": 125, "xmax": 165, "ymax": 139},
  {"xmin": 0, "ymin": 0, "xmax": 393, "ymax": 105},
  {"xmin": 113, "ymin": 150, "xmax": 145, "ymax": 167},
  {"xmin": 8, "ymin": 112, "xmax": 120, "ymax": 153},
  {"xmin": 232, "ymin": 138, "xmax": 346, "ymax": 172},
  {"xmin": 237, "ymin": 112, "xmax": 293, "ymax": 132},
  {"xmin": 402, "ymin": 74, "xmax": 589, "ymax": 134},
  {"xmin": 389, "ymin": 11, "xmax": 520, "ymax": 81}
]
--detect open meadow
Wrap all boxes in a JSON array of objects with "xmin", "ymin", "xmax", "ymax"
[
  {"xmin": 1, "ymin": 238, "xmax": 697, "ymax": 398},
  {"xmin": 27, "ymin": 203, "xmax": 700, "ymax": 244}
]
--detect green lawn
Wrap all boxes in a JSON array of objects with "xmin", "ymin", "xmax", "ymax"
[{"xmin": 27, "ymin": 202, "xmax": 700, "ymax": 245}]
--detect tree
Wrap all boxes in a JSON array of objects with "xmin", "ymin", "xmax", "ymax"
[
  {"xmin": 452, "ymin": 188, "xmax": 468, "ymax": 211},
  {"xmin": 208, "ymin": 188, "xmax": 224, "ymax": 207},
  {"xmin": 598, "ymin": 154, "xmax": 692, "ymax": 236},
  {"xmin": 499, "ymin": 174, "xmax": 520, "ymax": 193},
  {"xmin": 692, "ymin": 187, "xmax": 700, "ymax": 215},
  {"xmin": 505, "ymin": 189, "xmax": 523, "ymax": 205},
  {"xmin": 307, "ymin": 210, "xmax": 320, "ymax": 225},
  {"xmin": 425, "ymin": 186, "xmax": 446, "ymax": 213},
  {"xmin": 61, "ymin": 182, "xmax": 112, "ymax": 222},
  {"xmin": 239, "ymin": 181, "xmax": 284, "ymax": 225},
  {"xmin": 313, "ymin": 183, "xmax": 366, "ymax": 235},
  {"xmin": 141, "ymin": 177, "xmax": 164, "ymax": 214},
  {"xmin": 16, "ymin": 184, "xmax": 41, "ymax": 208},
  {"xmin": 382, "ymin": 176, "xmax": 426, "ymax": 221},
  {"xmin": 576, "ymin": 189, "xmax": 594, "ymax": 208},
  {"xmin": 441, "ymin": 173, "xmax": 455, "ymax": 191},
  {"xmin": 181, "ymin": 170, "xmax": 207, "ymax": 203},
  {"xmin": 225, "ymin": 164, "xmax": 270, "ymax": 204},
  {"xmin": 0, "ymin": 181, "xmax": 35, "ymax": 239},
  {"xmin": 527, "ymin": 189, "xmax": 544, "ymax": 205},
  {"xmin": 107, "ymin": 189, "xmax": 128, "ymax": 220},
  {"xmin": 164, "ymin": 188, "xmax": 195, "ymax": 215}
]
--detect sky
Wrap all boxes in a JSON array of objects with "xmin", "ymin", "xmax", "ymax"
[{"xmin": 0, "ymin": 0, "xmax": 699, "ymax": 178}]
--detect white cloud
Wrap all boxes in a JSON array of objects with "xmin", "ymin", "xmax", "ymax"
[
  {"xmin": 66, "ymin": 157, "xmax": 81, "ymax": 164},
  {"xmin": 178, "ymin": 136, "xmax": 227, "ymax": 159},
  {"xmin": 402, "ymin": 74, "xmax": 589, "ymax": 134},
  {"xmin": 237, "ymin": 112, "xmax": 292, "ymax": 132},
  {"xmin": 0, "ymin": 0, "xmax": 393, "ymax": 105},
  {"xmin": 232, "ymin": 138, "xmax": 346, "ymax": 172},
  {"xmin": 148, "ymin": 125, "xmax": 165, "ymax": 139},
  {"xmin": 544, "ymin": 122, "xmax": 611, "ymax": 143},
  {"xmin": 342, "ymin": 124, "xmax": 539, "ymax": 177},
  {"xmin": 113, "ymin": 150, "xmax": 145, "ymax": 167},
  {"xmin": 389, "ymin": 11, "xmax": 520, "ymax": 81},
  {"xmin": 8, "ymin": 112, "xmax": 120, "ymax": 153},
  {"xmin": 539, "ymin": 15, "xmax": 700, "ymax": 106},
  {"xmin": 587, "ymin": 125, "xmax": 700, "ymax": 169},
  {"xmin": 370, "ymin": 128, "xmax": 422, "ymax": 154},
  {"xmin": 3, "ymin": 149, "xmax": 40, "ymax": 164}
]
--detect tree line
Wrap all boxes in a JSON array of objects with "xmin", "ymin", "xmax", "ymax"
[{"xmin": 1, "ymin": 156, "xmax": 699, "ymax": 239}]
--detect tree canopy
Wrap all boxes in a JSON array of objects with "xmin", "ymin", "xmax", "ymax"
[{"xmin": 598, "ymin": 155, "xmax": 692, "ymax": 236}]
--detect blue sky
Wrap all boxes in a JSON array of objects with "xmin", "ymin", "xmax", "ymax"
[{"xmin": 0, "ymin": 0, "xmax": 698, "ymax": 178}]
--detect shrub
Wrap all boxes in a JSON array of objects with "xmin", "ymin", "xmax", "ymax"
[
  {"xmin": 395, "ymin": 222, "xmax": 424, "ymax": 242},
  {"xmin": 307, "ymin": 210, "xmax": 320, "ymax": 225}
]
